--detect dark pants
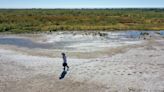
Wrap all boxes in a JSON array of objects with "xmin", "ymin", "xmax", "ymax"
[{"xmin": 63, "ymin": 63, "xmax": 69, "ymax": 70}]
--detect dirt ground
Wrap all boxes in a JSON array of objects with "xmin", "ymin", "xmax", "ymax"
[{"xmin": 0, "ymin": 31, "xmax": 164, "ymax": 92}]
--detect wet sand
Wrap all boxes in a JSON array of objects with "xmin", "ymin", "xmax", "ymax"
[{"xmin": 0, "ymin": 31, "xmax": 164, "ymax": 92}]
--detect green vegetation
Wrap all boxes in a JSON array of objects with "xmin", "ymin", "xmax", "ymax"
[{"xmin": 0, "ymin": 9, "xmax": 164, "ymax": 33}]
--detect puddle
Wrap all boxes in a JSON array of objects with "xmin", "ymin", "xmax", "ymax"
[
  {"xmin": 0, "ymin": 38, "xmax": 53, "ymax": 49},
  {"xmin": 159, "ymin": 30, "xmax": 164, "ymax": 36},
  {"xmin": 106, "ymin": 31, "xmax": 141, "ymax": 41}
]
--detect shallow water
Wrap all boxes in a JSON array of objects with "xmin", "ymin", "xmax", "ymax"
[
  {"xmin": 0, "ymin": 38, "xmax": 53, "ymax": 49},
  {"xmin": 107, "ymin": 30, "xmax": 164, "ymax": 40},
  {"xmin": 0, "ymin": 31, "xmax": 163, "ymax": 50},
  {"xmin": 159, "ymin": 31, "xmax": 164, "ymax": 35}
]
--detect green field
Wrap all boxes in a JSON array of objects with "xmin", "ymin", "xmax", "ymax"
[{"xmin": 0, "ymin": 9, "xmax": 164, "ymax": 33}]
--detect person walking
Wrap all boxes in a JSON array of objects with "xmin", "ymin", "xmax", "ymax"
[{"xmin": 62, "ymin": 53, "xmax": 69, "ymax": 71}]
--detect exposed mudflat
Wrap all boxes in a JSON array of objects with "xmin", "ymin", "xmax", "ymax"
[{"xmin": 0, "ymin": 31, "xmax": 164, "ymax": 92}]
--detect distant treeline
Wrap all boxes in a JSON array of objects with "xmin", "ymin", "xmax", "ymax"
[{"xmin": 0, "ymin": 9, "xmax": 164, "ymax": 33}]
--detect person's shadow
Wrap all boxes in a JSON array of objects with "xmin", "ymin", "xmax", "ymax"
[{"xmin": 59, "ymin": 70, "xmax": 68, "ymax": 80}]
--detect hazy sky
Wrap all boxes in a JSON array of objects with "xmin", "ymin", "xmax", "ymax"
[{"xmin": 0, "ymin": 0, "xmax": 164, "ymax": 8}]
